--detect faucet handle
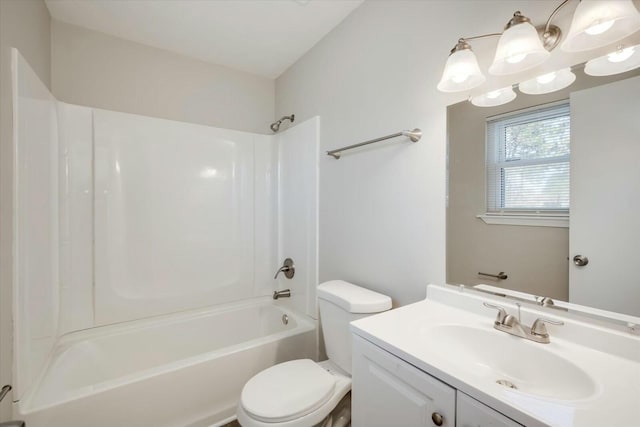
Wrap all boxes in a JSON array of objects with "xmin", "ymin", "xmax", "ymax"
[
  {"xmin": 483, "ymin": 302, "xmax": 508, "ymax": 325},
  {"xmin": 274, "ymin": 258, "xmax": 295, "ymax": 279},
  {"xmin": 530, "ymin": 317, "xmax": 564, "ymax": 337}
]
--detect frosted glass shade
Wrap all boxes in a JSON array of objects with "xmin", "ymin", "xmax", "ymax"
[
  {"xmin": 519, "ymin": 68, "xmax": 577, "ymax": 95},
  {"xmin": 470, "ymin": 86, "xmax": 517, "ymax": 107},
  {"xmin": 489, "ymin": 22, "xmax": 550, "ymax": 75},
  {"xmin": 585, "ymin": 44, "xmax": 640, "ymax": 75},
  {"xmin": 562, "ymin": 0, "xmax": 640, "ymax": 52},
  {"xmin": 437, "ymin": 48, "xmax": 486, "ymax": 92}
]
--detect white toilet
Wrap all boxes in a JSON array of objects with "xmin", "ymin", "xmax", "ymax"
[{"xmin": 237, "ymin": 280, "xmax": 392, "ymax": 427}]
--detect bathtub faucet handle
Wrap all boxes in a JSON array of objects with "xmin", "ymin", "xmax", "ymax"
[{"xmin": 274, "ymin": 258, "xmax": 295, "ymax": 279}]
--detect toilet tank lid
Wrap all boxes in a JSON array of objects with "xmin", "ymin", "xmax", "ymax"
[{"xmin": 317, "ymin": 280, "xmax": 392, "ymax": 313}]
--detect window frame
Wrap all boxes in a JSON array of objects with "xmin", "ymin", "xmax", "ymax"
[{"xmin": 480, "ymin": 100, "xmax": 570, "ymax": 228}]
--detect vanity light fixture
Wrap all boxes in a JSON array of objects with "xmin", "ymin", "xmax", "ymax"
[
  {"xmin": 489, "ymin": 12, "xmax": 551, "ymax": 76},
  {"xmin": 562, "ymin": 0, "xmax": 640, "ymax": 52},
  {"xmin": 437, "ymin": 0, "xmax": 640, "ymax": 94},
  {"xmin": 584, "ymin": 43, "xmax": 640, "ymax": 75},
  {"xmin": 438, "ymin": 2, "xmax": 566, "ymax": 93},
  {"xmin": 437, "ymin": 39, "xmax": 486, "ymax": 92},
  {"xmin": 519, "ymin": 68, "xmax": 577, "ymax": 94},
  {"xmin": 470, "ymin": 86, "xmax": 517, "ymax": 107}
]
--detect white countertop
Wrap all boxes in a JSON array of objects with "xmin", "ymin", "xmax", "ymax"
[{"xmin": 350, "ymin": 285, "xmax": 640, "ymax": 427}]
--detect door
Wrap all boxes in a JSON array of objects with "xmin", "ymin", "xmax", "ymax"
[
  {"xmin": 569, "ymin": 76, "xmax": 640, "ymax": 316},
  {"xmin": 352, "ymin": 335, "xmax": 456, "ymax": 427}
]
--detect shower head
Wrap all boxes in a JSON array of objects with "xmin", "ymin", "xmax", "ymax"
[{"xmin": 270, "ymin": 114, "xmax": 295, "ymax": 133}]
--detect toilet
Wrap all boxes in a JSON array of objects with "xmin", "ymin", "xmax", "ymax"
[{"xmin": 237, "ymin": 280, "xmax": 392, "ymax": 427}]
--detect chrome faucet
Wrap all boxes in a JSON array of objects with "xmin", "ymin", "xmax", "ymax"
[
  {"xmin": 273, "ymin": 289, "xmax": 291, "ymax": 300},
  {"xmin": 483, "ymin": 302, "xmax": 564, "ymax": 344}
]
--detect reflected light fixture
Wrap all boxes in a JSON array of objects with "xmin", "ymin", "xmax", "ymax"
[
  {"xmin": 489, "ymin": 12, "xmax": 551, "ymax": 75},
  {"xmin": 519, "ymin": 68, "xmax": 577, "ymax": 94},
  {"xmin": 562, "ymin": 0, "xmax": 640, "ymax": 52},
  {"xmin": 437, "ymin": 39, "xmax": 486, "ymax": 92},
  {"xmin": 470, "ymin": 86, "xmax": 517, "ymax": 107},
  {"xmin": 584, "ymin": 43, "xmax": 640, "ymax": 75}
]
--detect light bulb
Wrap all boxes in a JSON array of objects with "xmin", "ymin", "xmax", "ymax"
[
  {"xmin": 470, "ymin": 86, "xmax": 517, "ymax": 107},
  {"xmin": 536, "ymin": 72, "xmax": 557, "ymax": 84},
  {"xmin": 520, "ymin": 68, "xmax": 575, "ymax": 95},
  {"xmin": 489, "ymin": 12, "xmax": 550, "ymax": 76},
  {"xmin": 437, "ymin": 42, "xmax": 486, "ymax": 92},
  {"xmin": 608, "ymin": 46, "xmax": 635, "ymax": 62},
  {"xmin": 451, "ymin": 74, "xmax": 470, "ymax": 83},
  {"xmin": 506, "ymin": 53, "xmax": 527, "ymax": 64},
  {"xmin": 584, "ymin": 19, "xmax": 616, "ymax": 35},
  {"xmin": 585, "ymin": 42, "xmax": 640, "ymax": 76},
  {"xmin": 562, "ymin": 0, "xmax": 640, "ymax": 52}
]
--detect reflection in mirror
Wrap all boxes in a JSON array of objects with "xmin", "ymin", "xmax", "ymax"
[
  {"xmin": 459, "ymin": 284, "xmax": 640, "ymax": 332},
  {"xmin": 446, "ymin": 66, "xmax": 640, "ymax": 318}
]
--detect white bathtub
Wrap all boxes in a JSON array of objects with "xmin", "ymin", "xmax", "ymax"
[{"xmin": 16, "ymin": 298, "xmax": 317, "ymax": 427}]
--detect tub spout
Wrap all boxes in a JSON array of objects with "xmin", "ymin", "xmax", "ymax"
[{"xmin": 273, "ymin": 289, "xmax": 291, "ymax": 300}]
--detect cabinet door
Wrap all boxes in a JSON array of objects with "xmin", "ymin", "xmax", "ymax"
[
  {"xmin": 457, "ymin": 392, "xmax": 522, "ymax": 427},
  {"xmin": 352, "ymin": 335, "xmax": 456, "ymax": 427}
]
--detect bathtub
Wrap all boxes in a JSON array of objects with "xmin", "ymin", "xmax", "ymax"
[{"xmin": 16, "ymin": 298, "xmax": 317, "ymax": 427}]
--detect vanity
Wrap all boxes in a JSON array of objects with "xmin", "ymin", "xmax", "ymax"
[{"xmin": 349, "ymin": 284, "xmax": 640, "ymax": 427}]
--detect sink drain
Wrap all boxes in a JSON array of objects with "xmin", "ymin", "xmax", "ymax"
[{"xmin": 496, "ymin": 379, "xmax": 517, "ymax": 389}]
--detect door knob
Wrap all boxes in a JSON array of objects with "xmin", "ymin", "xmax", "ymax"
[{"xmin": 573, "ymin": 255, "xmax": 589, "ymax": 266}]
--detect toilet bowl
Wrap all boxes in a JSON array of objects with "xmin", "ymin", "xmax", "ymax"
[{"xmin": 236, "ymin": 281, "xmax": 391, "ymax": 427}]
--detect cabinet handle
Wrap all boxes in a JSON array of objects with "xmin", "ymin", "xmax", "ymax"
[{"xmin": 431, "ymin": 412, "xmax": 444, "ymax": 426}]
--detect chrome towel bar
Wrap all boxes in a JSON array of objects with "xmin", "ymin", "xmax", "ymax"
[{"xmin": 327, "ymin": 128, "xmax": 422, "ymax": 159}]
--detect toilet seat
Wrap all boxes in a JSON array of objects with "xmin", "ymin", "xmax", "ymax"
[
  {"xmin": 238, "ymin": 360, "xmax": 351, "ymax": 427},
  {"xmin": 241, "ymin": 359, "xmax": 336, "ymax": 423}
]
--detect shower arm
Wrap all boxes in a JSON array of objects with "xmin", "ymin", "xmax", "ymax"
[{"xmin": 270, "ymin": 114, "xmax": 295, "ymax": 133}]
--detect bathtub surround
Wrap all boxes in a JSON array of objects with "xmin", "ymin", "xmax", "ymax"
[
  {"xmin": 12, "ymin": 51, "xmax": 319, "ymax": 426},
  {"xmin": 0, "ymin": 0, "xmax": 51, "ymax": 420}
]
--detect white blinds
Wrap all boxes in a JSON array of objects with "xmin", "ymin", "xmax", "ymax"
[{"xmin": 486, "ymin": 102, "xmax": 570, "ymax": 213}]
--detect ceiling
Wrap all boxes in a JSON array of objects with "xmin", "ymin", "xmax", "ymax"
[{"xmin": 45, "ymin": 0, "xmax": 364, "ymax": 79}]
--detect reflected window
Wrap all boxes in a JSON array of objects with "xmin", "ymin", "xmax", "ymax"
[{"xmin": 486, "ymin": 102, "xmax": 570, "ymax": 213}]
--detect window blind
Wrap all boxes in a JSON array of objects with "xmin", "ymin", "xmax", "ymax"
[{"xmin": 486, "ymin": 102, "xmax": 570, "ymax": 214}]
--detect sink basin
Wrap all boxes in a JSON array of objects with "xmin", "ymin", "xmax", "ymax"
[{"xmin": 424, "ymin": 325, "xmax": 597, "ymax": 400}]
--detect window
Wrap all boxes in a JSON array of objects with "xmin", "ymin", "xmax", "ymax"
[{"xmin": 485, "ymin": 102, "xmax": 570, "ymax": 224}]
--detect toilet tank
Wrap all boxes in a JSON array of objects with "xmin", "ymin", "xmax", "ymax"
[{"xmin": 317, "ymin": 281, "xmax": 392, "ymax": 374}]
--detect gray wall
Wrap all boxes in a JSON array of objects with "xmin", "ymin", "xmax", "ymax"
[
  {"xmin": 275, "ymin": 0, "xmax": 640, "ymax": 306},
  {"xmin": 273, "ymin": 0, "xmax": 552, "ymax": 306},
  {"xmin": 0, "ymin": 0, "xmax": 51, "ymax": 419},
  {"xmin": 447, "ymin": 68, "xmax": 640, "ymax": 300},
  {"xmin": 51, "ymin": 20, "xmax": 275, "ymax": 134}
]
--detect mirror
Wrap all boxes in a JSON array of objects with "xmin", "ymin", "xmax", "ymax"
[{"xmin": 446, "ymin": 66, "xmax": 640, "ymax": 320}]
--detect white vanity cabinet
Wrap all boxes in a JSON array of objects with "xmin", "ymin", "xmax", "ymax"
[
  {"xmin": 457, "ymin": 392, "xmax": 523, "ymax": 427},
  {"xmin": 352, "ymin": 335, "xmax": 523, "ymax": 427},
  {"xmin": 352, "ymin": 334, "xmax": 456, "ymax": 427}
]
